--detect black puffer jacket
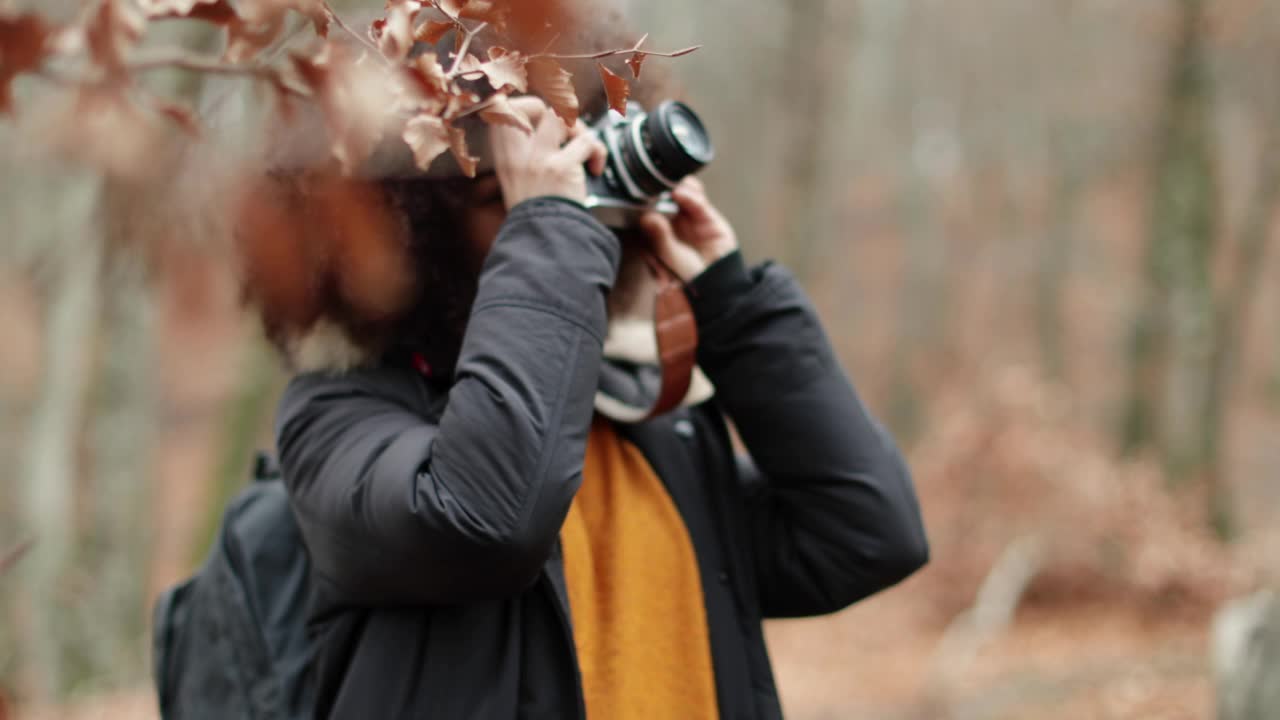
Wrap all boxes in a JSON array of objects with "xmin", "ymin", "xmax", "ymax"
[{"xmin": 275, "ymin": 197, "xmax": 929, "ymax": 719}]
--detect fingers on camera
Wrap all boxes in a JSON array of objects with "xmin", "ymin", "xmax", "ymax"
[
  {"xmin": 508, "ymin": 96, "xmax": 550, "ymax": 126},
  {"xmin": 533, "ymin": 110, "xmax": 567, "ymax": 147},
  {"xmin": 560, "ymin": 132, "xmax": 604, "ymax": 166},
  {"xmin": 672, "ymin": 184, "xmax": 712, "ymax": 221}
]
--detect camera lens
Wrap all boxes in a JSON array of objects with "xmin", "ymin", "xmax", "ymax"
[
  {"xmin": 605, "ymin": 101, "xmax": 714, "ymax": 202},
  {"xmin": 647, "ymin": 101, "xmax": 713, "ymax": 179}
]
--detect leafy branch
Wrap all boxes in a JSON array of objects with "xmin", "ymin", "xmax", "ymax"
[{"xmin": 0, "ymin": 0, "xmax": 699, "ymax": 177}]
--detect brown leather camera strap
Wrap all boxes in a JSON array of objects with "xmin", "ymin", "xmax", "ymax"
[{"xmin": 644, "ymin": 251, "xmax": 699, "ymax": 419}]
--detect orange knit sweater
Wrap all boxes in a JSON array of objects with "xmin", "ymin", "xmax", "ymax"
[{"xmin": 559, "ymin": 417, "xmax": 720, "ymax": 720}]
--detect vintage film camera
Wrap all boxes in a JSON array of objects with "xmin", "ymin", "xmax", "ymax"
[{"xmin": 583, "ymin": 100, "xmax": 715, "ymax": 228}]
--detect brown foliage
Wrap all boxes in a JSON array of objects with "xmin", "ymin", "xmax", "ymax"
[
  {"xmin": 0, "ymin": 0, "xmax": 698, "ymax": 179},
  {"xmin": 597, "ymin": 61, "xmax": 629, "ymax": 115},
  {"xmin": 913, "ymin": 365, "xmax": 1253, "ymax": 623},
  {"xmin": 141, "ymin": 0, "xmax": 239, "ymax": 24},
  {"xmin": 472, "ymin": 47, "xmax": 528, "ymax": 93},
  {"xmin": 526, "ymin": 57, "xmax": 579, "ymax": 125},
  {"xmin": 403, "ymin": 114, "xmax": 450, "ymax": 169},
  {"xmin": 626, "ymin": 49, "xmax": 646, "ymax": 80}
]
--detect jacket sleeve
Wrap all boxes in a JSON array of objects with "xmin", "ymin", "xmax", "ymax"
[
  {"xmin": 686, "ymin": 251, "xmax": 929, "ymax": 618},
  {"xmin": 275, "ymin": 198, "xmax": 620, "ymax": 607}
]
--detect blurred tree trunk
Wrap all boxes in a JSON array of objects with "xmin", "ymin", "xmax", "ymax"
[
  {"xmin": 1200, "ymin": 117, "xmax": 1280, "ymax": 539},
  {"xmin": 1271, "ymin": 337, "xmax": 1280, "ymax": 409},
  {"xmin": 17, "ymin": 179, "xmax": 103, "ymax": 699},
  {"xmin": 883, "ymin": 4, "xmax": 947, "ymax": 444},
  {"xmin": 1037, "ymin": 125, "xmax": 1086, "ymax": 381},
  {"xmin": 773, "ymin": 0, "xmax": 836, "ymax": 282},
  {"xmin": 79, "ymin": 252, "xmax": 158, "ymax": 687},
  {"xmin": 1120, "ymin": 0, "xmax": 1217, "ymax": 475},
  {"xmin": 887, "ymin": 170, "xmax": 944, "ymax": 443}
]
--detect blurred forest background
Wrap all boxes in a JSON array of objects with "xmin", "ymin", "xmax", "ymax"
[{"xmin": 3, "ymin": 0, "xmax": 1280, "ymax": 717}]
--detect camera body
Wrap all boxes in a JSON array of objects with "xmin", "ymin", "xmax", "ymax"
[{"xmin": 584, "ymin": 100, "xmax": 714, "ymax": 229}]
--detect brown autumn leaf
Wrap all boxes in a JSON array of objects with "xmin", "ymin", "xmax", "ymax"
[
  {"xmin": 84, "ymin": 0, "xmax": 146, "ymax": 77},
  {"xmin": 413, "ymin": 18, "xmax": 453, "ymax": 44},
  {"xmin": 140, "ymin": 0, "xmax": 237, "ymax": 24},
  {"xmin": 526, "ymin": 56, "xmax": 578, "ymax": 126},
  {"xmin": 290, "ymin": 44, "xmax": 396, "ymax": 174},
  {"xmin": 373, "ymin": 1, "xmax": 416, "ymax": 61},
  {"xmin": 478, "ymin": 92, "xmax": 532, "ymax": 133},
  {"xmin": 626, "ymin": 51, "xmax": 646, "ymax": 80},
  {"xmin": 476, "ymin": 47, "xmax": 526, "ymax": 93},
  {"xmin": 403, "ymin": 113, "xmax": 450, "ymax": 169},
  {"xmin": 437, "ymin": 0, "xmax": 468, "ymax": 17},
  {"xmin": 225, "ymin": 0, "xmax": 330, "ymax": 64},
  {"xmin": 597, "ymin": 62, "xmax": 629, "ymax": 116},
  {"xmin": 225, "ymin": 10, "xmax": 286, "ymax": 63},
  {"xmin": 458, "ymin": 0, "xmax": 509, "ymax": 32},
  {"xmin": 402, "ymin": 52, "xmax": 449, "ymax": 110},
  {"xmin": 624, "ymin": 33, "xmax": 648, "ymax": 78},
  {"xmin": 447, "ymin": 123, "xmax": 478, "ymax": 177},
  {"xmin": 454, "ymin": 52, "xmax": 483, "ymax": 76},
  {"xmin": 0, "ymin": 12, "xmax": 53, "ymax": 115},
  {"xmin": 500, "ymin": 0, "xmax": 570, "ymax": 52},
  {"xmin": 47, "ymin": 85, "xmax": 159, "ymax": 178}
]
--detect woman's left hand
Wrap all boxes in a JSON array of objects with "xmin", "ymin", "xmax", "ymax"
[{"xmin": 639, "ymin": 176, "xmax": 739, "ymax": 282}]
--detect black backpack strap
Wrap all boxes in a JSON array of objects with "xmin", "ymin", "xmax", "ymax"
[{"xmin": 253, "ymin": 451, "xmax": 281, "ymax": 482}]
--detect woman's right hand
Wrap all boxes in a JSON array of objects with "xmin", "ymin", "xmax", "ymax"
[{"xmin": 489, "ymin": 97, "xmax": 607, "ymax": 209}]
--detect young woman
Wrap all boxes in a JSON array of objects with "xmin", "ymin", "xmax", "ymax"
[{"xmin": 265, "ymin": 95, "xmax": 928, "ymax": 719}]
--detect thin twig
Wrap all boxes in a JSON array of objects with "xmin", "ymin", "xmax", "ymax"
[
  {"xmin": 327, "ymin": 4, "xmax": 383, "ymax": 59},
  {"xmin": 191, "ymin": 13, "xmax": 313, "ymax": 119},
  {"xmin": 446, "ymin": 20, "xmax": 488, "ymax": 77},
  {"xmin": 538, "ymin": 45, "xmax": 701, "ymax": 62},
  {"xmin": 537, "ymin": 32, "xmax": 562, "ymax": 55}
]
